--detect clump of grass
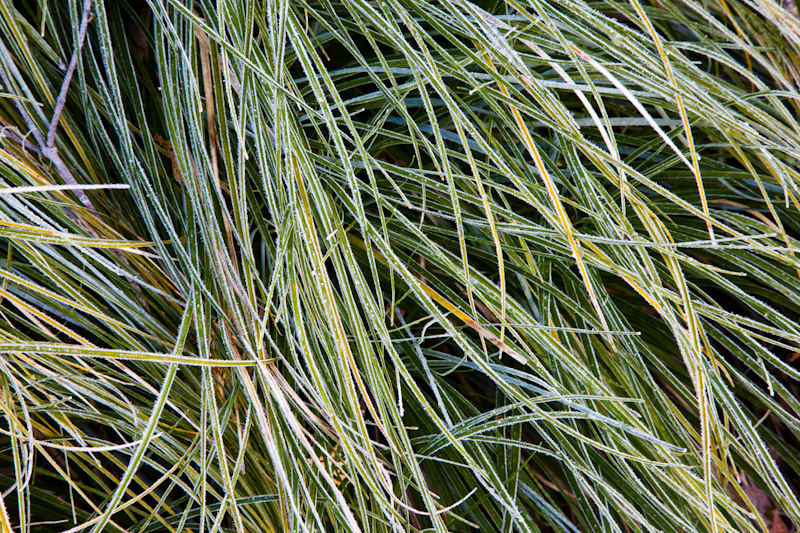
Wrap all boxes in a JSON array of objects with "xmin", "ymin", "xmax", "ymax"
[{"xmin": 1, "ymin": 0, "xmax": 800, "ymax": 531}]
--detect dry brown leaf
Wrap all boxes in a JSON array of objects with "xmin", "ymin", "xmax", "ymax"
[{"xmin": 770, "ymin": 509, "xmax": 790, "ymax": 533}]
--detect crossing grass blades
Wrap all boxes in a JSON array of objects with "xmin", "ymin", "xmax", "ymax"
[{"xmin": 2, "ymin": 0, "xmax": 800, "ymax": 531}]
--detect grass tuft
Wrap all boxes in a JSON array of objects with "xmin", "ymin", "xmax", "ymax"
[{"xmin": 2, "ymin": 0, "xmax": 800, "ymax": 531}]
